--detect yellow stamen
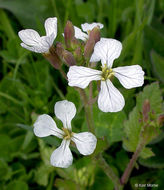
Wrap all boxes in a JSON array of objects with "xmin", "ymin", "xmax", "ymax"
[{"xmin": 101, "ymin": 64, "xmax": 114, "ymax": 81}]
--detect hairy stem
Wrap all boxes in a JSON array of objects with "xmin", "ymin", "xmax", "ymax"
[
  {"xmin": 95, "ymin": 154, "xmax": 123, "ymax": 190},
  {"xmin": 120, "ymin": 141, "xmax": 145, "ymax": 185},
  {"xmin": 76, "ymin": 88, "xmax": 95, "ymax": 133}
]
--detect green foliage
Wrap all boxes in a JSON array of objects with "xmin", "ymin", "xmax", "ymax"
[
  {"xmin": 0, "ymin": 0, "xmax": 163, "ymax": 189},
  {"xmin": 123, "ymin": 83, "xmax": 163, "ymax": 158},
  {"xmin": 93, "ymin": 105, "xmax": 126, "ymax": 145}
]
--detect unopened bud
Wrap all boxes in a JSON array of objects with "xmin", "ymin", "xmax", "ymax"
[
  {"xmin": 43, "ymin": 46, "xmax": 61, "ymax": 69},
  {"xmin": 84, "ymin": 38, "xmax": 95, "ymax": 60},
  {"xmin": 89, "ymin": 26, "xmax": 101, "ymax": 43},
  {"xmin": 74, "ymin": 47, "xmax": 82, "ymax": 61},
  {"xmin": 158, "ymin": 114, "xmax": 164, "ymax": 126},
  {"xmin": 56, "ymin": 42, "xmax": 64, "ymax": 57},
  {"xmin": 63, "ymin": 50, "xmax": 76, "ymax": 66},
  {"xmin": 142, "ymin": 99, "xmax": 150, "ymax": 122},
  {"xmin": 70, "ymin": 37, "xmax": 81, "ymax": 50},
  {"xmin": 64, "ymin": 21, "xmax": 75, "ymax": 48},
  {"xmin": 84, "ymin": 27, "xmax": 101, "ymax": 60}
]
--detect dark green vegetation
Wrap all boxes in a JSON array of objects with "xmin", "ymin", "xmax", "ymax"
[{"xmin": 0, "ymin": 0, "xmax": 163, "ymax": 189}]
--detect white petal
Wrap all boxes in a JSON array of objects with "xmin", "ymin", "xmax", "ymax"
[
  {"xmin": 44, "ymin": 17, "xmax": 57, "ymax": 39},
  {"xmin": 54, "ymin": 100, "xmax": 76, "ymax": 130},
  {"xmin": 33, "ymin": 114, "xmax": 64, "ymax": 138},
  {"xmin": 50, "ymin": 139, "xmax": 73, "ymax": 168},
  {"xmin": 72, "ymin": 132, "xmax": 97, "ymax": 155},
  {"xmin": 98, "ymin": 80, "xmax": 125, "ymax": 112},
  {"xmin": 67, "ymin": 66, "xmax": 102, "ymax": 89},
  {"xmin": 18, "ymin": 29, "xmax": 41, "ymax": 46},
  {"xmin": 90, "ymin": 38, "xmax": 122, "ymax": 68},
  {"xmin": 81, "ymin": 22, "xmax": 104, "ymax": 32},
  {"xmin": 74, "ymin": 26, "xmax": 88, "ymax": 41},
  {"xmin": 20, "ymin": 43, "xmax": 44, "ymax": 53},
  {"xmin": 113, "ymin": 65, "xmax": 145, "ymax": 89}
]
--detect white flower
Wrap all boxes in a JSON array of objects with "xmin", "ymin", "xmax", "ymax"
[
  {"xmin": 33, "ymin": 100, "xmax": 97, "ymax": 168},
  {"xmin": 74, "ymin": 22, "xmax": 103, "ymax": 41},
  {"xmin": 67, "ymin": 38, "xmax": 145, "ymax": 112},
  {"xmin": 18, "ymin": 17, "xmax": 57, "ymax": 53}
]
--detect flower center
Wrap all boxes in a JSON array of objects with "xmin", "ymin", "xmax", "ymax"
[
  {"xmin": 62, "ymin": 128, "xmax": 73, "ymax": 140},
  {"xmin": 101, "ymin": 64, "xmax": 114, "ymax": 81}
]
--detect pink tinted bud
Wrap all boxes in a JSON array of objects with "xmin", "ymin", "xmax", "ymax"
[
  {"xmin": 142, "ymin": 99, "xmax": 150, "ymax": 122},
  {"xmin": 63, "ymin": 50, "xmax": 76, "ymax": 66},
  {"xmin": 64, "ymin": 21, "xmax": 75, "ymax": 48},
  {"xmin": 158, "ymin": 114, "xmax": 164, "ymax": 126},
  {"xmin": 84, "ymin": 38, "xmax": 95, "ymax": 60},
  {"xmin": 56, "ymin": 42, "xmax": 64, "ymax": 57},
  {"xmin": 89, "ymin": 26, "xmax": 101, "ymax": 43}
]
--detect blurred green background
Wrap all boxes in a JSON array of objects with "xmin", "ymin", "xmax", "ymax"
[{"xmin": 0, "ymin": 0, "xmax": 164, "ymax": 189}]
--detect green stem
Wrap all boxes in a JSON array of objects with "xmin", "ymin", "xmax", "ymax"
[
  {"xmin": 76, "ymin": 88, "xmax": 95, "ymax": 133},
  {"xmin": 95, "ymin": 154, "xmax": 123, "ymax": 190},
  {"xmin": 120, "ymin": 141, "xmax": 145, "ymax": 185}
]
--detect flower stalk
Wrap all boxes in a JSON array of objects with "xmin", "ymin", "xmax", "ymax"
[
  {"xmin": 95, "ymin": 154, "xmax": 123, "ymax": 190},
  {"xmin": 120, "ymin": 141, "xmax": 145, "ymax": 185}
]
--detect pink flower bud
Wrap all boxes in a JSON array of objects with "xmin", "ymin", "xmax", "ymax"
[
  {"xmin": 62, "ymin": 50, "xmax": 76, "ymax": 66},
  {"xmin": 142, "ymin": 99, "xmax": 150, "ymax": 122},
  {"xmin": 64, "ymin": 21, "xmax": 75, "ymax": 48}
]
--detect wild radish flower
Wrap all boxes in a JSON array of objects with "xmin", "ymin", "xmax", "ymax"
[
  {"xmin": 74, "ymin": 22, "xmax": 103, "ymax": 41},
  {"xmin": 33, "ymin": 100, "xmax": 97, "ymax": 168},
  {"xmin": 67, "ymin": 38, "xmax": 145, "ymax": 112},
  {"xmin": 18, "ymin": 17, "xmax": 57, "ymax": 53}
]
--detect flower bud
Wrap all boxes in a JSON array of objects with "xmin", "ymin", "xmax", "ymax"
[
  {"xmin": 158, "ymin": 114, "xmax": 164, "ymax": 127},
  {"xmin": 43, "ymin": 46, "xmax": 61, "ymax": 69},
  {"xmin": 89, "ymin": 26, "xmax": 101, "ymax": 43},
  {"xmin": 84, "ymin": 27, "xmax": 101, "ymax": 60},
  {"xmin": 62, "ymin": 50, "xmax": 76, "ymax": 66},
  {"xmin": 84, "ymin": 38, "xmax": 95, "ymax": 60},
  {"xmin": 70, "ymin": 37, "xmax": 81, "ymax": 50},
  {"xmin": 74, "ymin": 47, "xmax": 82, "ymax": 61},
  {"xmin": 142, "ymin": 99, "xmax": 150, "ymax": 122},
  {"xmin": 64, "ymin": 21, "xmax": 75, "ymax": 48},
  {"xmin": 56, "ymin": 42, "xmax": 64, "ymax": 57}
]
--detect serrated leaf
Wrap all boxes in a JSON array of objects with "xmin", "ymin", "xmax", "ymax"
[
  {"xmin": 140, "ymin": 147, "xmax": 155, "ymax": 159},
  {"xmin": 123, "ymin": 83, "xmax": 163, "ymax": 158}
]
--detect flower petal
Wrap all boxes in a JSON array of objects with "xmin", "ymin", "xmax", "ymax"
[
  {"xmin": 90, "ymin": 38, "xmax": 122, "ymax": 68},
  {"xmin": 33, "ymin": 114, "xmax": 64, "ymax": 138},
  {"xmin": 54, "ymin": 100, "xmax": 76, "ymax": 130},
  {"xmin": 20, "ymin": 43, "xmax": 46, "ymax": 53},
  {"xmin": 98, "ymin": 80, "xmax": 125, "ymax": 112},
  {"xmin": 67, "ymin": 66, "xmax": 101, "ymax": 89},
  {"xmin": 44, "ymin": 17, "xmax": 57, "ymax": 38},
  {"xmin": 113, "ymin": 65, "xmax": 145, "ymax": 89},
  {"xmin": 50, "ymin": 139, "xmax": 73, "ymax": 168},
  {"xmin": 74, "ymin": 26, "xmax": 88, "ymax": 41},
  {"xmin": 71, "ymin": 132, "xmax": 97, "ymax": 155},
  {"xmin": 18, "ymin": 29, "xmax": 41, "ymax": 46},
  {"xmin": 81, "ymin": 22, "xmax": 104, "ymax": 32}
]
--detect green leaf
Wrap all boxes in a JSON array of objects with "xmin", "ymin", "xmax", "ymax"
[
  {"xmin": 0, "ymin": 160, "xmax": 12, "ymax": 181},
  {"xmin": 93, "ymin": 105, "xmax": 126, "ymax": 145},
  {"xmin": 123, "ymin": 83, "xmax": 162, "ymax": 158},
  {"xmin": 35, "ymin": 164, "xmax": 53, "ymax": 186},
  {"xmin": 151, "ymin": 51, "xmax": 164, "ymax": 83},
  {"xmin": 140, "ymin": 147, "xmax": 155, "ymax": 159},
  {"xmin": 55, "ymin": 178, "xmax": 77, "ymax": 190},
  {"xmin": 6, "ymin": 180, "xmax": 28, "ymax": 190},
  {"xmin": 0, "ymin": 0, "xmax": 53, "ymax": 28}
]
